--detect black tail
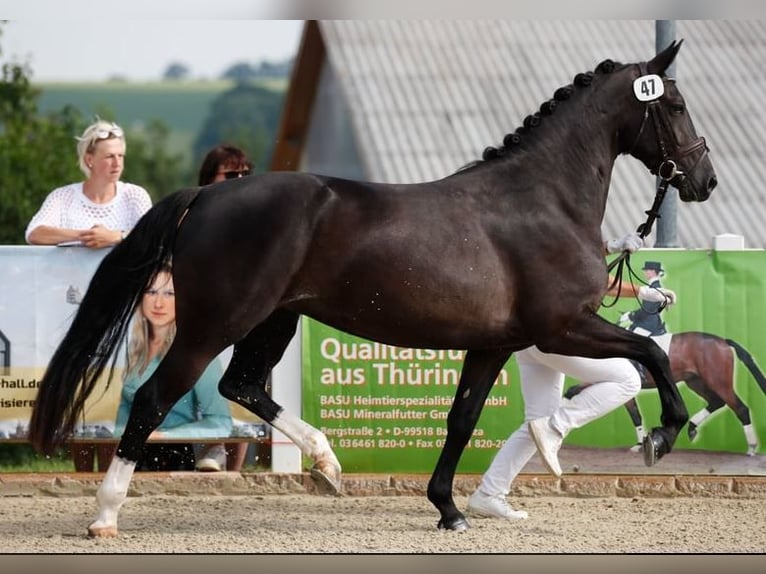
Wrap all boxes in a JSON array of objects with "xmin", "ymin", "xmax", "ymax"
[
  {"xmin": 28, "ymin": 188, "xmax": 201, "ymax": 455},
  {"xmin": 726, "ymin": 338, "xmax": 766, "ymax": 396}
]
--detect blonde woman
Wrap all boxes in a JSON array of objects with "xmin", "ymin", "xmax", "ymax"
[
  {"xmin": 113, "ymin": 265, "xmax": 232, "ymax": 471},
  {"xmin": 25, "ymin": 119, "xmax": 152, "ymax": 248}
]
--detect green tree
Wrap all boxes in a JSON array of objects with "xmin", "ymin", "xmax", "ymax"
[
  {"xmin": 221, "ymin": 61, "xmax": 258, "ymax": 83},
  {"xmin": 192, "ymin": 82, "xmax": 285, "ymax": 174},
  {"xmin": 0, "ymin": 56, "xmax": 84, "ymax": 244},
  {"xmin": 163, "ymin": 62, "xmax": 191, "ymax": 81},
  {"xmin": 0, "ymin": 24, "xmax": 187, "ymax": 244},
  {"xmin": 122, "ymin": 119, "xmax": 186, "ymax": 201}
]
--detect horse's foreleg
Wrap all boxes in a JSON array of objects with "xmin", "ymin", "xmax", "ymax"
[
  {"xmin": 637, "ymin": 344, "xmax": 688, "ymax": 465},
  {"xmin": 427, "ymin": 348, "xmax": 511, "ymax": 531},
  {"xmin": 538, "ymin": 313, "xmax": 687, "ymax": 466},
  {"xmin": 217, "ymin": 309, "xmax": 341, "ymax": 494}
]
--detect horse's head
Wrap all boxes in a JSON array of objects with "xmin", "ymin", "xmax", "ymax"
[{"xmin": 624, "ymin": 40, "xmax": 717, "ymax": 202}]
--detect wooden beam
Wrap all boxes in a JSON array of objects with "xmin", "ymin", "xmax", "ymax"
[{"xmin": 269, "ymin": 20, "xmax": 325, "ymax": 172}]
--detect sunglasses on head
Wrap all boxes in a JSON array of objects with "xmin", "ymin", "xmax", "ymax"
[
  {"xmin": 93, "ymin": 125, "xmax": 124, "ymax": 141},
  {"xmin": 220, "ymin": 169, "xmax": 252, "ymax": 180}
]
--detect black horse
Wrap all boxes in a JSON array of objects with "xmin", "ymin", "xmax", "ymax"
[
  {"xmin": 567, "ymin": 332, "xmax": 766, "ymax": 455},
  {"xmin": 29, "ymin": 41, "xmax": 716, "ymax": 535}
]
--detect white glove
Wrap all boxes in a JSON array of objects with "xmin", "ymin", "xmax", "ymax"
[
  {"xmin": 618, "ymin": 312, "xmax": 631, "ymax": 324},
  {"xmin": 638, "ymin": 285, "xmax": 677, "ymax": 307},
  {"xmin": 606, "ymin": 233, "xmax": 644, "ymax": 254}
]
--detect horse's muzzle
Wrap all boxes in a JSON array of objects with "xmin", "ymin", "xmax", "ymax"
[
  {"xmin": 674, "ymin": 137, "xmax": 717, "ymax": 202},
  {"xmin": 678, "ymin": 172, "xmax": 717, "ymax": 202}
]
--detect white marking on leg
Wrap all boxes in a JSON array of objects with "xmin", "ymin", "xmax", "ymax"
[
  {"xmin": 271, "ymin": 410, "xmax": 342, "ymax": 493},
  {"xmin": 272, "ymin": 410, "xmax": 340, "ymax": 468},
  {"xmin": 87, "ymin": 456, "xmax": 136, "ymax": 537}
]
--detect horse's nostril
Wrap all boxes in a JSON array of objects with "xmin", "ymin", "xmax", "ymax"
[{"xmin": 709, "ymin": 176, "xmax": 718, "ymax": 191}]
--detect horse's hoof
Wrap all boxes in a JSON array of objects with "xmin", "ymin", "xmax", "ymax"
[
  {"xmin": 629, "ymin": 443, "xmax": 643, "ymax": 454},
  {"xmin": 687, "ymin": 424, "xmax": 698, "ymax": 441},
  {"xmin": 310, "ymin": 463, "xmax": 342, "ymax": 496},
  {"xmin": 437, "ymin": 516, "xmax": 471, "ymax": 531},
  {"xmin": 88, "ymin": 525, "xmax": 118, "ymax": 538},
  {"xmin": 642, "ymin": 431, "xmax": 667, "ymax": 467}
]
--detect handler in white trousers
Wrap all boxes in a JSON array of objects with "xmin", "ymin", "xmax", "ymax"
[{"xmin": 467, "ymin": 233, "xmax": 676, "ymax": 520}]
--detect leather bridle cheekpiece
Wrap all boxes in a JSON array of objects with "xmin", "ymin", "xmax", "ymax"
[{"xmin": 630, "ymin": 62, "xmax": 709, "ymax": 189}]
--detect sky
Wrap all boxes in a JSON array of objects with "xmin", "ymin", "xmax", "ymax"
[{"xmin": 1, "ymin": 20, "xmax": 304, "ymax": 82}]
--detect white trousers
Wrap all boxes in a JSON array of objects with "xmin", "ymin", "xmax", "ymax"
[{"xmin": 478, "ymin": 345, "xmax": 641, "ymax": 497}]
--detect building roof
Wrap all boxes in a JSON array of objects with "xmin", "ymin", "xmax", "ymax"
[{"xmin": 273, "ymin": 20, "xmax": 766, "ymax": 248}]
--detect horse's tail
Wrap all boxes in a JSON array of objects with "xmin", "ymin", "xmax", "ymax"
[
  {"xmin": 726, "ymin": 338, "xmax": 766, "ymax": 396},
  {"xmin": 28, "ymin": 187, "xmax": 201, "ymax": 455}
]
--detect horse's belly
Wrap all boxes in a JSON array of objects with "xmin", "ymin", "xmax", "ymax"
[{"xmin": 292, "ymin": 297, "xmax": 516, "ymax": 350}]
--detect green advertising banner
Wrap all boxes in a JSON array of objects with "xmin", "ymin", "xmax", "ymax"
[{"xmin": 302, "ymin": 249, "xmax": 766, "ymax": 472}]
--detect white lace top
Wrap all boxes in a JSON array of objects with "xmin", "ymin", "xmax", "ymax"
[{"xmin": 25, "ymin": 181, "xmax": 153, "ymax": 243}]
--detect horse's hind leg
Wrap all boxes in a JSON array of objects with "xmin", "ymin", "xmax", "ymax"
[
  {"xmin": 687, "ymin": 376, "xmax": 758, "ymax": 455},
  {"xmin": 684, "ymin": 376, "xmax": 722, "ymax": 442},
  {"xmin": 88, "ymin": 340, "xmax": 218, "ymax": 537},
  {"xmin": 217, "ymin": 308, "xmax": 341, "ymax": 493},
  {"xmin": 87, "ymin": 457, "xmax": 135, "ymax": 538},
  {"xmin": 427, "ymin": 348, "xmax": 511, "ymax": 531}
]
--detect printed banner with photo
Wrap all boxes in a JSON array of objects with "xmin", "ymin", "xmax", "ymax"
[
  {"xmin": 0, "ymin": 246, "xmax": 266, "ymax": 442},
  {"xmin": 301, "ymin": 249, "xmax": 766, "ymax": 472}
]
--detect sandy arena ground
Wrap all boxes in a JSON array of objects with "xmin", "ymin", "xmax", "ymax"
[{"xmin": 1, "ymin": 492, "xmax": 765, "ymax": 553}]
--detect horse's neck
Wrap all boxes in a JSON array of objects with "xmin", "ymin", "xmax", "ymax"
[
  {"xmin": 463, "ymin": 117, "xmax": 618, "ymax": 216},
  {"xmin": 448, "ymin": 73, "xmax": 640, "ymax": 227}
]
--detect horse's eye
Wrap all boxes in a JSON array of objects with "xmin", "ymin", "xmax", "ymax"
[{"xmin": 670, "ymin": 103, "xmax": 685, "ymax": 115}]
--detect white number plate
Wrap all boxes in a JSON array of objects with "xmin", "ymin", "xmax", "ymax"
[{"xmin": 633, "ymin": 74, "xmax": 664, "ymax": 102}]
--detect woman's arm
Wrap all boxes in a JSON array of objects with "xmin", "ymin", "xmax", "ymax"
[
  {"xmin": 157, "ymin": 359, "xmax": 233, "ymax": 439},
  {"xmin": 27, "ymin": 225, "xmax": 84, "ymax": 246}
]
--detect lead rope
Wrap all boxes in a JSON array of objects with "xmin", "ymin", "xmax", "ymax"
[{"xmin": 601, "ymin": 177, "xmax": 670, "ymax": 310}]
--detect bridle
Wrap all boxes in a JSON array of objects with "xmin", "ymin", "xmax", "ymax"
[
  {"xmin": 627, "ymin": 62, "xmax": 709, "ymax": 198},
  {"xmin": 604, "ymin": 63, "xmax": 709, "ymax": 308}
]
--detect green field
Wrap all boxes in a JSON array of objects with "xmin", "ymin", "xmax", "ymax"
[{"xmin": 36, "ymin": 79, "xmax": 288, "ymax": 162}]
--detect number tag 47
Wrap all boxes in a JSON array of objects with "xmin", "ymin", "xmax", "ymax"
[{"xmin": 633, "ymin": 74, "xmax": 665, "ymax": 102}]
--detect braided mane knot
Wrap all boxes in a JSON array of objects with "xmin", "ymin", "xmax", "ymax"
[{"xmin": 480, "ymin": 60, "xmax": 621, "ymax": 163}]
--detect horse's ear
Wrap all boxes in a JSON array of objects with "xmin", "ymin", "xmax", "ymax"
[{"xmin": 647, "ymin": 39, "xmax": 683, "ymax": 76}]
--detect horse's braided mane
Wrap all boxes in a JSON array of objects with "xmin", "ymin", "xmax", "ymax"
[{"xmin": 468, "ymin": 58, "xmax": 624, "ymax": 166}]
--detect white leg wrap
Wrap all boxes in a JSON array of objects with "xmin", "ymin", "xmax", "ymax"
[
  {"xmin": 689, "ymin": 408, "xmax": 710, "ymax": 427},
  {"xmin": 635, "ymin": 424, "xmax": 646, "ymax": 443},
  {"xmin": 87, "ymin": 456, "xmax": 136, "ymax": 537},
  {"xmin": 629, "ymin": 425, "xmax": 646, "ymax": 453},
  {"xmin": 744, "ymin": 423, "xmax": 759, "ymax": 456}
]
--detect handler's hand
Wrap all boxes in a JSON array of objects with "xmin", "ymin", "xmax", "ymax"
[
  {"xmin": 638, "ymin": 285, "xmax": 677, "ymax": 307},
  {"xmin": 606, "ymin": 233, "xmax": 644, "ymax": 254}
]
